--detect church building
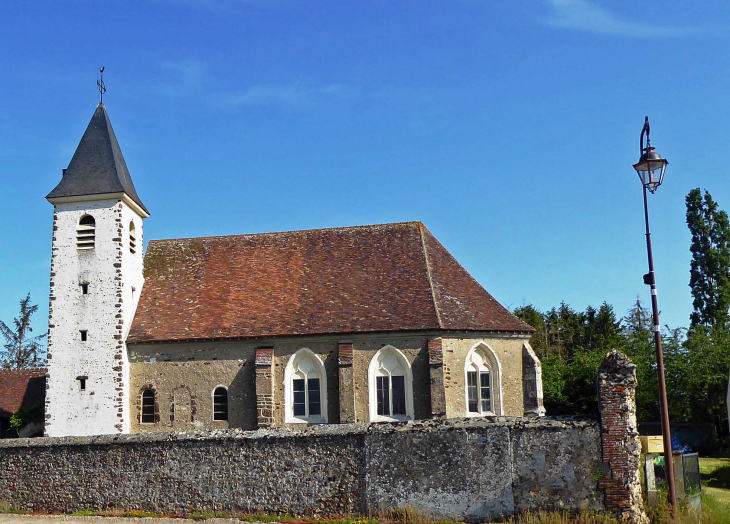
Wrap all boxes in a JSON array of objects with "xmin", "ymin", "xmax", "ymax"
[{"xmin": 44, "ymin": 103, "xmax": 542, "ymax": 437}]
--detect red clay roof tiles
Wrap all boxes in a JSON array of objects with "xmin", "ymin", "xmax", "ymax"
[
  {"xmin": 0, "ymin": 368, "xmax": 47, "ymax": 417},
  {"xmin": 127, "ymin": 222, "xmax": 532, "ymax": 343}
]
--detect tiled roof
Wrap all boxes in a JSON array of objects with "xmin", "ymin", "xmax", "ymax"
[
  {"xmin": 0, "ymin": 368, "xmax": 47, "ymax": 417},
  {"xmin": 128, "ymin": 222, "xmax": 533, "ymax": 343},
  {"xmin": 46, "ymin": 103, "xmax": 149, "ymax": 214}
]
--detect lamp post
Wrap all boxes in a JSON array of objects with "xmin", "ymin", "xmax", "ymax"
[{"xmin": 632, "ymin": 116, "xmax": 676, "ymax": 510}]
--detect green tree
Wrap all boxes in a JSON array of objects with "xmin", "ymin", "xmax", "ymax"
[
  {"xmin": 513, "ymin": 304, "xmax": 549, "ymax": 355},
  {"xmin": 686, "ymin": 188, "xmax": 730, "ymax": 329},
  {"xmin": 622, "ymin": 299, "xmax": 660, "ymax": 423},
  {"xmin": 515, "ymin": 301, "xmax": 624, "ymax": 416},
  {"xmin": 0, "ymin": 293, "xmax": 46, "ymax": 369},
  {"xmin": 681, "ymin": 326, "xmax": 730, "ymax": 435}
]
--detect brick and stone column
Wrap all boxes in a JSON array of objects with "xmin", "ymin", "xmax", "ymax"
[
  {"xmin": 428, "ymin": 338, "xmax": 446, "ymax": 419},
  {"xmin": 255, "ymin": 347, "xmax": 274, "ymax": 428},
  {"xmin": 522, "ymin": 343, "xmax": 546, "ymax": 417},
  {"xmin": 598, "ymin": 350, "xmax": 647, "ymax": 524},
  {"xmin": 338, "ymin": 342, "xmax": 356, "ymax": 423}
]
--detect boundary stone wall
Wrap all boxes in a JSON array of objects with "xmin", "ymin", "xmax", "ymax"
[
  {"xmin": 0, "ymin": 352, "xmax": 646, "ymax": 523},
  {"xmin": 2, "ymin": 419, "xmax": 602, "ymax": 521}
]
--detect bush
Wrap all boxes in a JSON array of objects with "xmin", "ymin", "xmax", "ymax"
[{"xmin": 9, "ymin": 405, "xmax": 43, "ymax": 436}]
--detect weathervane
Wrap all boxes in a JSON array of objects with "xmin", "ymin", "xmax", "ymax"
[{"xmin": 97, "ymin": 66, "xmax": 106, "ymax": 103}]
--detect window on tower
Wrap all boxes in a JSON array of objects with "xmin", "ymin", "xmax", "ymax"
[
  {"xmin": 80, "ymin": 330, "xmax": 87, "ymax": 342},
  {"xmin": 77, "ymin": 215, "xmax": 96, "ymax": 250},
  {"xmin": 80, "ymin": 283, "xmax": 89, "ymax": 295},
  {"xmin": 129, "ymin": 221, "xmax": 137, "ymax": 254}
]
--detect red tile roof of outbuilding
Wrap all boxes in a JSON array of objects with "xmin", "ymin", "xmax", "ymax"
[
  {"xmin": 127, "ymin": 222, "xmax": 533, "ymax": 343},
  {"xmin": 0, "ymin": 368, "xmax": 47, "ymax": 417}
]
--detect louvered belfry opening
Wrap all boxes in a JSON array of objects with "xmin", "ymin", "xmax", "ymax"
[
  {"xmin": 77, "ymin": 215, "xmax": 96, "ymax": 250},
  {"xmin": 129, "ymin": 221, "xmax": 137, "ymax": 254}
]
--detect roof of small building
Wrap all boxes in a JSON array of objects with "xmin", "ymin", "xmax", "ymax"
[
  {"xmin": 0, "ymin": 368, "xmax": 47, "ymax": 417},
  {"xmin": 128, "ymin": 222, "xmax": 533, "ymax": 343},
  {"xmin": 46, "ymin": 103, "xmax": 149, "ymax": 214}
]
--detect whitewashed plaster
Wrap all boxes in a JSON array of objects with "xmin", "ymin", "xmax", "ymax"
[{"xmin": 45, "ymin": 199, "xmax": 145, "ymax": 437}]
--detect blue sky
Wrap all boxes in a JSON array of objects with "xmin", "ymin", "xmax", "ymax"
[{"xmin": 1, "ymin": 0, "xmax": 729, "ymax": 337}]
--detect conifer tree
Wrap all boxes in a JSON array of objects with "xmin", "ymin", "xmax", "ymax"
[
  {"xmin": 0, "ymin": 293, "xmax": 46, "ymax": 369},
  {"xmin": 686, "ymin": 188, "xmax": 730, "ymax": 329}
]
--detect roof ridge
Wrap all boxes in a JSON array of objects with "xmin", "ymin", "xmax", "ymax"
[
  {"xmin": 148, "ymin": 221, "xmax": 425, "ymax": 244},
  {"xmin": 418, "ymin": 223, "xmax": 444, "ymax": 329}
]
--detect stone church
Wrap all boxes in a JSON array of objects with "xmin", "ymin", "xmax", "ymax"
[{"xmin": 44, "ymin": 103, "xmax": 543, "ymax": 438}]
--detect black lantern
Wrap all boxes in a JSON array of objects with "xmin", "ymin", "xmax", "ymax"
[{"xmin": 633, "ymin": 117, "xmax": 668, "ymax": 193}]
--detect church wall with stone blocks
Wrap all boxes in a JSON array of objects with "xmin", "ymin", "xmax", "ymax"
[{"xmin": 127, "ymin": 332, "xmax": 533, "ymax": 433}]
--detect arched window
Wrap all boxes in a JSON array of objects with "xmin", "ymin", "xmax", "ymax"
[
  {"xmin": 464, "ymin": 343, "xmax": 502, "ymax": 416},
  {"xmin": 213, "ymin": 386, "xmax": 228, "ymax": 421},
  {"xmin": 129, "ymin": 221, "xmax": 137, "ymax": 254},
  {"xmin": 368, "ymin": 346, "xmax": 413, "ymax": 422},
  {"xmin": 141, "ymin": 389, "xmax": 156, "ymax": 423},
  {"xmin": 284, "ymin": 348, "xmax": 327, "ymax": 423},
  {"xmin": 77, "ymin": 215, "xmax": 96, "ymax": 250}
]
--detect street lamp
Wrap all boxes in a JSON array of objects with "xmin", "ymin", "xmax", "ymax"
[{"xmin": 632, "ymin": 116, "xmax": 676, "ymax": 510}]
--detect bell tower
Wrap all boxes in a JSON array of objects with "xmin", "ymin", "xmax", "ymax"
[{"xmin": 45, "ymin": 103, "xmax": 149, "ymax": 437}]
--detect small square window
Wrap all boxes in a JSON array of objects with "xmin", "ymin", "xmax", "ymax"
[
  {"xmin": 81, "ymin": 283, "xmax": 89, "ymax": 295},
  {"xmin": 80, "ymin": 330, "xmax": 87, "ymax": 342},
  {"xmin": 77, "ymin": 376, "xmax": 88, "ymax": 391}
]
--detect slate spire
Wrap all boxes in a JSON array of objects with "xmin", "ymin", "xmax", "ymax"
[{"xmin": 46, "ymin": 103, "xmax": 149, "ymax": 215}]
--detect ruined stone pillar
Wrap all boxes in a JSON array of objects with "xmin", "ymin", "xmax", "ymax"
[
  {"xmin": 255, "ymin": 347, "xmax": 274, "ymax": 428},
  {"xmin": 522, "ymin": 343, "xmax": 546, "ymax": 417},
  {"xmin": 598, "ymin": 350, "xmax": 647, "ymax": 524},
  {"xmin": 338, "ymin": 342, "xmax": 356, "ymax": 423},
  {"xmin": 428, "ymin": 338, "xmax": 446, "ymax": 419}
]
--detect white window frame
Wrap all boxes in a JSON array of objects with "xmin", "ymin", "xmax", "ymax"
[
  {"xmin": 212, "ymin": 385, "xmax": 229, "ymax": 421},
  {"xmin": 368, "ymin": 345, "xmax": 414, "ymax": 422},
  {"xmin": 464, "ymin": 342, "xmax": 503, "ymax": 416},
  {"xmin": 284, "ymin": 348, "xmax": 328, "ymax": 424}
]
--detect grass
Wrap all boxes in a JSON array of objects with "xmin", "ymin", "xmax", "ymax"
[
  {"xmin": 0, "ymin": 501, "xmax": 29, "ymax": 515},
  {"xmin": 505, "ymin": 512, "xmax": 618, "ymax": 524},
  {"xmin": 240, "ymin": 516, "xmax": 291, "ymax": 522},
  {"xmin": 240, "ymin": 516, "xmax": 379, "ymax": 524},
  {"xmin": 700, "ymin": 457, "xmax": 730, "ymax": 524},
  {"xmin": 70, "ymin": 508, "xmax": 98, "ymax": 516},
  {"xmin": 119, "ymin": 510, "xmax": 168, "ymax": 518}
]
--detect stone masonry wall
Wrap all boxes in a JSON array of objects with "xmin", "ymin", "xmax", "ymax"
[
  {"xmin": 598, "ymin": 351, "xmax": 646, "ymax": 523},
  {"xmin": 0, "ymin": 374, "xmax": 646, "ymax": 524},
  {"xmin": 441, "ymin": 336, "xmax": 526, "ymax": 417},
  {"xmin": 0, "ymin": 418, "xmax": 601, "ymax": 521},
  {"xmin": 128, "ymin": 331, "xmax": 527, "ymax": 430},
  {"xmin": 130, "ymin": 360, "xmax": 254, "ymax": 433}
]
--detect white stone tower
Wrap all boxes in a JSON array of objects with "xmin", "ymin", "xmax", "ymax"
[{"xmin": 45, "ymin": 103, "xmax": 149, "ymax": 437}]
